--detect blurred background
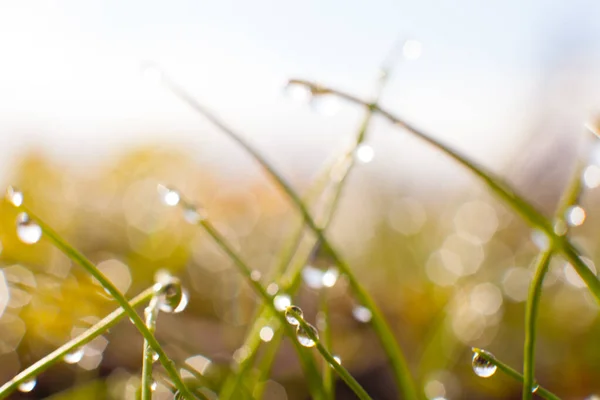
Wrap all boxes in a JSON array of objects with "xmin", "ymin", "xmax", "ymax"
[{"xmin": 2, "ymin": 0, "xmax": 600, "ymax": 398}]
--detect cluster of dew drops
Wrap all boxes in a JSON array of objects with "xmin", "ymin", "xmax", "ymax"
[{"xmin": 5, "ymin": 186, "xmax": 43, "ymax": 245}]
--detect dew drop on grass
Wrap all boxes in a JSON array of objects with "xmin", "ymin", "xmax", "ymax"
[
  {"xmin": 296, "ymin": 323, "xmax": 319, "ymax": 348},
  {"xmin": 154, "ymin": 276, "xmax": 189, "ymax": 313},
  {"xmin": 63, "ymin": 348, "xmax": 84, "ymax": 364},
  {"xmin": 150, "ymin": 380, "xmax": 158, "ymax": 391},
  {"xmin": 6, "ymin": 186, "xmax": 23, "ymax": 206},
  {"xmin": 352, "ymin": 305, "xmax": 372, "ymax": 323},
  {"xmin": 16, "ymin": 213, "xmax": 42, "ymax": 244},
  {"xmin": 152, "ymin": 351, "xmax": 159, "ymax": 362},
  {"xmin": 471, "ymin": 350, "xmax": 497, "ymax": 378},
  {"xmin": 18, "ymin": 378, "xmax": 37, "ymax": 393},
  {"xmin": 157, "ymin": 184, "xmax": 180, "ymax": 206},
  {"xmin": 565, "ymin": 205, "xmax": 586, "ymax": 227},
  {"xmin": 285, "ymin": 305, "xmax": 303, "ymax": 326},
  {"xmin": 332, "ymin": 355, "xmax": 341, "ymax": 365},
  {"xmin": 250, "ymin": 270, "xmax": 261, "ymax": 282},
  {"xmin": 183, "ymin": 206, "xmax": 205, "ymax": 224},
  {"xmin": 532, "ymin": 384, "xmax": 539, "ymax": 393}
]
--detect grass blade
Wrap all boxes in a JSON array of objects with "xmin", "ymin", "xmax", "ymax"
[
  {"xmin": 13, "ymin": 204, "xmax": 195, "ymax": 400},
  {"xmin": 141, "ymin": 297, "xmax": 160, "ymax": 400},
  {"xmin": 160, "ymin": 73, "xmax": 419, "ymax": 400},
  {"xmin": 0, "ymin": 287, "xmax": 154, "ymax": 399}
]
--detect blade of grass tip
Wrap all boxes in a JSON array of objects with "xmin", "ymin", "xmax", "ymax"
[
  {"xmin": 141, "ymin": 297, "xmax": 160, "ymax": 400},
  {"xmin": 288, "ymin": 307, "xmax": 373, "ymax": 400},
  {"xmin": 523, "ymin": 160, "xmax": 586, "ymax": 400},
  {"xmin": 287, "ymin": 79, "xmax": 600, "ymax": 306},
  {"xmin": 0, "ymin": 287, "xmax": 154, "ymax": 399},
  {"xmin": 13, "ymin": 205, "xmax": 195, "ymax": 400},
  {"xmin": 472, "ymin": 349, "xmax": 561, "ymax": 400},
  {"xmin": 174, "ymin": 196, "xmax": 373, "ymax": 400},
  {"xmin": 160, "ymin": 72, "xmax": 419, "ymax": 400}
]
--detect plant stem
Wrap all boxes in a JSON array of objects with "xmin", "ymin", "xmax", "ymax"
[
  {"xmin": 16, "ymin": 205, "xmax": 194, "ymax": 400},
  {"xmin": 321, "ymin": 293, "xmax": 335, "ymax": 400},
  {"xmin": 176, "ymin": 197, "xmax": 371, "ymax": 400},
  {"xmin": 286, "ymin": 79, "xmax": 600, "ymax": 306},
  {"xmin": 522, "ymin": 251, "xmax": 551, "ymax": 400},
  {"xmin": 472, "ymin": 349, "xmax": 561, "ymax": 400},
  {"xmin": 141, "ymin": 297, "xmax": 160, "ymax": 400},
  {"xmin": 0, "ymin": 287, "xmax": 153, "ymax": 399},
  {"xmin": 162, "ymin": 73, "xmax": 419, "ymax": 400},
  {"xmin": 291, "ymin": 309, "xmax": 373, "ymax": 400},
  {"xmin": 522, "ymin": 161, "xmax": 585, "ymax": 400}
]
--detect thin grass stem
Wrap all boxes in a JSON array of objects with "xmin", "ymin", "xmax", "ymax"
[
  {"xmin": 14, "ymin": 205, "xmax": 195, "ymax": 400},
  {"xmin": 286, "ymin": 79, "xmax": 600, "ymax": 306},
  {"xmin": 160, "ymin": 73, "xmax": 419, "ymax": 400},
  {"xmin": 174, "ymin": 196, "xmax": 371, "ymax": 400},
  {"xmin": 141, "ymin": 297, "xmax": 160, "ymax": 400},
  {"xmin": 0, "ymin": 287, "xmax": 154, "ymax": 399},
  {"xmin": 472, "ymin": 349, "xmax": 561, "ymax": 400}
]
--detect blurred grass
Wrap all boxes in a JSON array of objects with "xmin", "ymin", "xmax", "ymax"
[{"xmin": 1, "ymin": 146, "xmax": 600, "ymax": 398}]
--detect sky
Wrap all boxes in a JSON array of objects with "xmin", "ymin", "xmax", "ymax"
[{"xmin": 1, "ymin": 0, "xmax": 600, "ymax": 183}]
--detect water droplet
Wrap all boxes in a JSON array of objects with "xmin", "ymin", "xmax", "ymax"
[
  {"xmin": 471, "ymin": 350, "xmax": 497, "ymax": 378},
  {"xmin": 63, "ymin": 348, "xmax": 84, "ymax": 364},
  {"xmin": 183, "ymin": 206, "xmax": 206, "ymax": 224},
  {"xmin": 16, "ymin": 213, "xmax": 42, "ymax": 244},
  {"xmin": 296, "ymin": 323, "xmax": 319, "ymax": 347},
  {"xmin": 150, "ymin": 380, "xmax": 158, "ymax": 391},
  {"xmin": 259, "ymin": 326, "xmax": 274, "ymax": 342},
  {"xmin": 152, "ymin": 351, "xmax": 159, "ymax": 362},
  {"xmin": 18, "ymin": 378, "xmax": 37, "ymax": 393},
  {"xmin": 332, "ymin": 355, "xmax": 341, "ymax": 365},
  {"xmin": 565, "ymin": 205, "xmax": 586, "ymax": 227},
  {"xmin": 6, "ymin": 186, "xmax": 23, "ymax": 207},
  {"xmin": 583, "ymin": 165, "xmax": 600, "ymax": 188},
  {"xmin": 530, "ymin": 229, "xmax": 550, "ymax": 251},
  {"xmin": 352, "ymin": 305, "xmax": 372, "ymax": 323},
  {"xmin": 403, "ymin": 39, "xmax": 423, "ymax": 60},
  {"xmin": 311, "ymin": 95, "xmax": 340, "ymax": 116},
  {"xmin": 322, "ymin": 267, "xmax": 339, "ymax": 288},
  {"xmin": 273, "ymin": 294, "xmax": 291, "ymax": 311},
  {"xmin": 285, "ymin": 305, "xmax": 303, "ymax": 326},
  {"xmin": 250, "ymin": 270, "xmax": 261, "ymax": 282},
  {"xmin": 284, "ymin": 82, "xmax": 312, "ymax": 104},
  {"xmin": 531, "ymin": 384, "xmax": 539, "ymax": 393},
  {"xmin": 157, "ymin": 184, "xmax": 180, "ymax": 206},
  {"xmin": 154, "ymin": 276, "xmax": 188, "ymax": 313},
  {"xmin": 355, "ymin": 144, "xmax": 375, "ymax": 164}
]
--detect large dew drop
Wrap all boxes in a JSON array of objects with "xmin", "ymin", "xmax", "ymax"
[
  {"xmin": 296, "ymin": 323, "xmax": 319, "ymax": 348},
  {"xmin": 63, "ymin": 348, "xmax": 84, "ymax": 364},
  {"xmin": 471, "ymin": 350, "xmax": 497, "ymax": 378},
  {"xmin": 285, "ymin": 305, "xmax": 303, "ymax": 326},
  {"xmin": 6, "ymin": 186, "xmax": 23, "ymax": 207},
  {"xmin": 352, "ymin": 305, "xmax": 372, "ymax": 323},
  {"xmin": 16, "ymin": 213, "xmax": 42, "ymax": 244},
  {"xmin": 18, "ymin": 378, "xmax": 37, "ymax": 393},
  {"xmin": 154, "ymin": 275, "xmax": 189, "ymax": 313},
  {"xmin": 273, "ymin": 294, "xmax": 291, "ymax": 311}
]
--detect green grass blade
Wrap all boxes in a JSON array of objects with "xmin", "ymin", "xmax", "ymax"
[
  {"xmin": 141, "ymin": 297, "xmax": 160, "ymax": 400},
  {"xmin": 472, "ymin": 349, "xmax": 561, "ymax": 400},
  {"xmin": 14, "ymin": 205, "xmax": 195, "ymax": 400},
  {"xmin": 161, "ymin": 75, "xmax": 419, "ymax": 400},
  {"xmin": 0, "ymin": 287, "xmax": 154, "ymax": 399},
  {"xmin": 286, "ymin": 79, "xmax": 600, "ymax": 306}
]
